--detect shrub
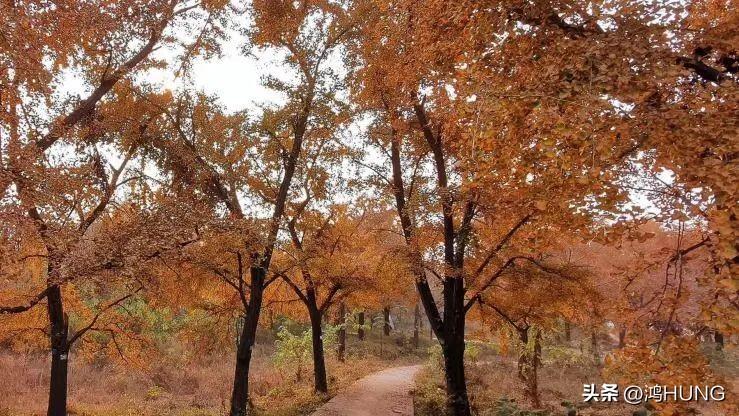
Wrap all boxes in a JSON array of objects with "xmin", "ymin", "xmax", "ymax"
[
  {"xmin": 542, "ymin": 345, "xmax": 589, "ymax": 368},
  {"xmin": 413, "ymin": 366, "xmax": 447, "ymax": 416},
  {"xmin": 480, "ymin": 398, "xmax": 550, "ymax": 416},
  {"xmin": 272, "ymin": 324, "xmax": 340, "ymax": 382},
  {"xmin": 145, "ymin": 385, "xmax": 166, "ymax": 401},
  {"xmin": 273, "ymin": 326, "xmax": 313, "ymax": 382},
  {"xmin": 465, "ymin": 342, "xmax": 482, "ymax": 363},
  {"xmin": 427, "ymin": 344, "xmax": 444, "ymax": 373}
]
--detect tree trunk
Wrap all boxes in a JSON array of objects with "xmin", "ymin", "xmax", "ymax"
[
  {"xmin": 47, "ymin": 285, "xmax": 69, "ymax": 416},
  {"xmin": 517, "ymin": 327, "xmax": 541, "ymax": 408},
  {"xmin": 337, "ymin": 303, "xmax": 346, "ymax": 362},
  {"xmin": 309, "ymin": 306, "xmax": 328, "ymax": 393},
  {"xmin": 388, "ymin": 111, "xmax": 472, "ymax": 416},
  {"xmin": 618, "ymin": 327, "xmax": 627, "ymax": 348},
  {"xmin": 230, "ymin": 319, "xmax": 254, "ymax": 416},
  {"xmin": 564, "ymin": 321, "xmax": 571, "ymax": 343},
  {"xmin": 435, "ymin": 275, "xmax": 471, "ymax": 416},
  {"xmin": 413, "ymin": 303, "xmax": 420, "ymax": 349},
  {"xmin": 229, "ymin": 267, "xmax": 265, "ymax": 416},
  {"xmin": 591, "ymin": 329, "xmax": 600, "ymax": 365},
  {"xmin": 714, "ymin": 331, "xmax": 724, "ymax": 351},
  {"xmin": 383, "ymin": 306, "xmax": 391, "ymax": 336},
  {"xmin": 357, "ymin": 311, "xmax": 365, "ymax": 340},
  {"xmin": 441, "ymin": 335, "xmax": 471, "ymax": 416}
]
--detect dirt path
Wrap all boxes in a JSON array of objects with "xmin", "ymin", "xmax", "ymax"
[{"xmin": 311, "ymin": 365, "xmax": 422, "ymax": 416}]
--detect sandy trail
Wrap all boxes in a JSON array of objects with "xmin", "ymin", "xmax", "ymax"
[{"xmin": 311, "ymin": 365, "xmax": 422, "ymax": 416}]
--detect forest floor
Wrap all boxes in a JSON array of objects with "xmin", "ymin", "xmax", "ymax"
[
  {"xmin": 310, "ymin": 365, "xmax": 421, "ymax": 416},
  {"xmin": 412, "ymin": 344, "xmax": 738, "ymax": 416},
  {"xmin": 3, "ymin": 334, "xmax": 734, "ymax": 415},
  {"xmin": 0, "ymin": 331, "xmax": 430, "ymax": 416}
]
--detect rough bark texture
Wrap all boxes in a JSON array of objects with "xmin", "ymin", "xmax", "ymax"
[
  {"xmin": 440, "ymin": 281, "xmax": 471, "ymax": 416},
  {"xmin": 357, "ymin": 311, "xmax": 365, "ymax": 340},
  {"xmin": 337, "ymin": 303, "xmax": 346, "ymax": 361},
  {"xmin": 516, "ymin": 327, "xmax": 541, "ymax": 408},
  {"xmin": 413, "ymin": 303, "xmax": 420, "ymax": 349},
  {"xmin": 442, "ymin": 335, "xmax": 471, "ymax": 416},
  {"xmin": 47, "ymin": 285, "xmax": 68, "ymax": 416},
  {"xmin": 229, "ymin": 267, "xmax": 265, "ymax": 416},
  {"xmin": 383, "ymin": 307, "xmax": 391, "ymax": 336},
  {"xmin": 230, "ymin": 321, "xmax": 254, "ymax": 416},
  {"xmin": 308, "ymin": 295, "xmax": 328, "ymax": 393}
]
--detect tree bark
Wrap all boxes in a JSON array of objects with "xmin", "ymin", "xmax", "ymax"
[
  {"xmin": 516, "ymin": 327, "xmax": 541, "ymax": 408},
  {"xmin": 618, "ymin": 327, "xmax": 627, "ymax": 348},
  {"xmin": 229, "ymin": 267, "xmax": 265, "ymax": 416},
  {"xmin": 564, "ymin": 321, "xmax": 571, "ymax": 343},
  {"xmin": 309, "ymin": 306, "xmax": 329, "ymax": 393},
  {"xmin": 337, "ymin": 303, "xmax": 346, "ymax": 361},
  {"xmin": 437, "ymin": 275, "xmax": 472, "ymax": 416},
  {"xmin": 442, "ymin": 334, "xmax": 471, "ymax": 416},
  {"xmin": 228, "ymin": 87, "xmax": 306, "ymax": 413},
  {"xmin": 714, "ymin": 331, "xmax": 724, "ymax": 351},
  {"xmin": 413, "ymin": 303, "xmax": 420, "ymax": 349},
  {"xmin": 230, "ymin": 319, "xmax": 254, "ymax": 416},
  {"xmin": 357, "ymin": 311, "xmax": 365, "ymax": 340},
  {"xmin": 47, "ymin": 285, "xmax": 69, "ymax": 416},
  {"xmin": 386, "ymin": 105, "xmax": 474, "ymax": 416},
  {"xmin": 383, "ymin": 306, "xmax": 391, "ymax": 336},
  {"xmin": 590, "ymin": 329, "xmax": 600, "ymax": 365}
]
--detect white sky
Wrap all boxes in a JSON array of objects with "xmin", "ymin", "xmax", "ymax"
[
  {"xmin": 55, "ymin": 32, "xmax": 285, "ymax": 114},
  {"xmin": 48, "ymin": 25, "xmax": 688, "ymax": 224},
  {"xmin": 143, "ymin": 30, "xmax": 288, "ymax": 113}
]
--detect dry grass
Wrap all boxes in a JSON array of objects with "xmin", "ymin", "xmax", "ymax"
[
  {"xmin": 414, "ymin": 355, "xmax": 641, "ymax": 415},
  {"xmin": 413, "ymin": 347, "xmax": 736, "ymax": 416},
  {"xmin": 0, "ymin": 332, "xmax": 426, "ymax": 416},
  {"xmin": 0, "ymin": 350, "xmax": 235, "ymax": 416}
]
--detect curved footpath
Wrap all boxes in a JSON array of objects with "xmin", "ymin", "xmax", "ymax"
[{"xmin": 311, "ymin": 365, "xmax": 422, "ymax": 416}]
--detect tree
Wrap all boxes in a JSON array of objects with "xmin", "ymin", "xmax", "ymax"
[
  {"xmin": 583, "ymin": 223, "xmax": 713, "ymax": 349},
  {"xmin": 3, "ymin": 1, "xmax": 735, "ymax": 414},
  {"xmin": 278, "ymin": 206, "xmax": 374, "ymax": 392},
  {"xmin": 0, "ymin": 178, "xmax": 201, "ymax": 415},
  {"xmin": 0, "ymin": 2, "xmax": 222, "ymax": 414},
  {"xmin": 335, "ymin": 301, "xmax": 347, "ymax": 360},
  {"xmin": 625, "ymin": 2, "xmax": 737, "ymax": 337},
  {"xmin": 140, "ymin": 0, "xmax": 357, "ymax": 411},
  {"xmin": 474, "ymin": 250, "xmax": 599, "ymax": 407},
  {"xmin": 141, "ymin": 89, "xmax": 300, "ymax": 416},
  {"xmin": 345, "ymin": 1, "xmax": 723, "ymax": 413},
  {"xmin": 0, "ymin": 111, "xmax": 171, "ymax": 416}
]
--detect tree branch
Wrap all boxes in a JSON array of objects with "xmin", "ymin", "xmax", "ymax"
[
  {"xmin": 0, "ymin": 286, "xmax": 54, "ymax": 315},
  {"xmin": 470, "ymin": 213, "xmax": 532, "ymax": 281},
  {"xmin": 68, "ymin": 286, "xmax": 142, "ymax": 346},
  {"xmin": 319, "ymin": 283, "xmax": 342, "ymax": 313},
  {"xmin": 36, "ymin": 8, "xmax": 174, "ymax": 151}
]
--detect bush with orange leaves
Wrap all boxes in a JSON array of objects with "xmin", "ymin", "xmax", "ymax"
[{"xmin": 604, "ymin": 336, "xmax": 735, "ymax": 415}]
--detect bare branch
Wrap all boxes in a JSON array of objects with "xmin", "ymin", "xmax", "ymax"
[
  {"xmin": 470, "ymin": 213, "xmax": 532, "ymax": 281},
  {"xmin": 68, "ymin": 286, "xmax": 142, "ymax": 346}
]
